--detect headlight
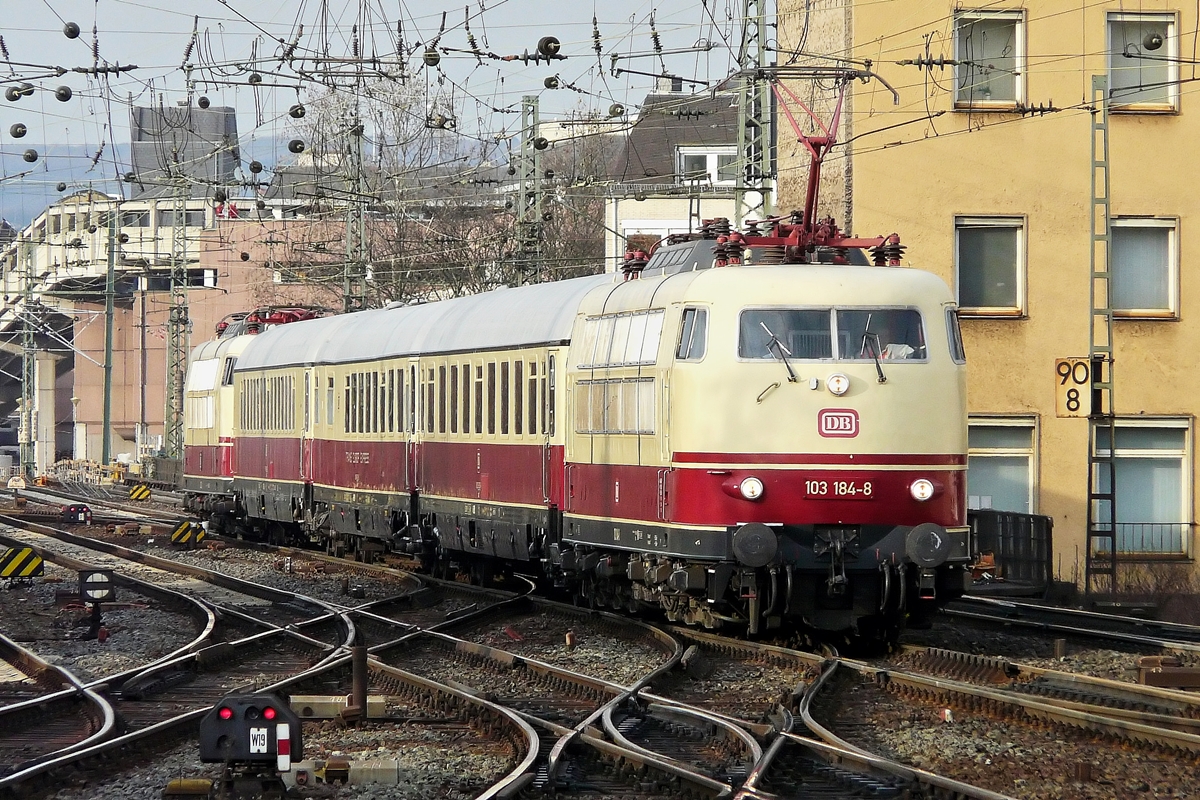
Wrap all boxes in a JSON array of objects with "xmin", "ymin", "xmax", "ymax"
[
  {"xmin": 827, "ymin": 372, "xmax": 850, "ymax": 396},
  {"xmin": 910, "ymin": 478, "xmax": 935, "ymax": 501},
  {"xmin": 739, "ymin": 476, "xmax": 765, "ymax": 500}
]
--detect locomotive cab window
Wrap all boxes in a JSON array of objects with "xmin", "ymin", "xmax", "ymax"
[
  {"xmin": 836, "ymin": 309, "xmax": 926, "ymax": 361},
  {"xmin": 676, "ymin": 308, "xmax": 708, "ymax": 360},
  {"xmin": 739, "ymin": 310, "xmax": 832, "ymax": 360}
]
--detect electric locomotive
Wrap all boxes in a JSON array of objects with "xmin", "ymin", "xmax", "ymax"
[{"xmin": 182, "ymin": 216, "xmax": 971, "ymax": 646}]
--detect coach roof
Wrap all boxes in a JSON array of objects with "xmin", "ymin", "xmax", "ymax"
[{"xmin": 234, "ymin": 272, "xmax": 615, "ymax": 370}]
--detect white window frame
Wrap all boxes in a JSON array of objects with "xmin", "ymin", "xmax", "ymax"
[
  {"xmin": 676, "ymin": 146, "xmax": 738, "ymax": 185},
  {"xmin": 953, "ymin": 10, "xmax": 1026, "ymax": 109},
  {"xmin": 1110, "ymin": 217, "xmax": 1178, "ymax": 319},
  {"xmin": 967, "ymin": 415, "xmax": 1038, "ymax": 514},
  {"xmin": 1107, "ymin": 12, "xmax": 1179, "ymax": 112},
  {"xmin": 953, "ymin": 216, "xmax": 1026, "ymax": 317},
  {"xmin": 1095, "ymin": 417, "xmax": 1192, "ymax": 558}
]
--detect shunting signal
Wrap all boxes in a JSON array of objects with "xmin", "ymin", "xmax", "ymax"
[
  {"xmin": 129, "ymin": 484, "xmax": 152, "ymax": 501},
  {"xmin": 171, "ymin": 520, "xmax": 205, "ymax": 547},
  {"xmin": 0, "ymin": 547, "xmax": 43, "ymax": 579}
]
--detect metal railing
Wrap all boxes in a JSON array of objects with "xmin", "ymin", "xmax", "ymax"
[
  {"xmin": 1090, "ymin": 522, "xmax": 1192, "ymax": 556},
  {"xmin": 968, "ymin": 509, "xmax": 1053, "ymax": 592}
]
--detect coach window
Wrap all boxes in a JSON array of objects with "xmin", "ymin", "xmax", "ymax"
[
  {"xmin": 360, "ymin": 372, "xmax": 368, "ymax": 433},
  {"xmin": 968, "ymin": 418, "xmax": 1037, "ymax": 514},
  {"xmin": 488, "ymin": 362, "xmax": 497, "ymax": 435},
  {"xmin": 373, "ymin": 372, "xmax": 381, "ymax": 432},
  {"xmin": 450, "ymin": 365, "xmax": 459, "ymax": 434},
  {"xmin": 426, "ymin": 368, "xmax": 435, "ymax": 433},
  {"xmin": 304, "ymin": 373, "xmax": 310, "ymax": 431},
  {"xmin": 475, "ymin": 365, "xmax": 484, "ymax": 434},
  {"xmin": 439, "ymin": 365, "xmax": 447, "ymax": 434},
  {"xmin": 1096, "ymin": 420, "xmax": 1192, "ymax": 557},
  {"xmin": 327, "ymin": 377, "xmax": 335, "ymax": 426},
  {"xmin": 528, "ymin": 361, "xmax": 538, "ymax": 434},
  {"xmin": 221, "ymin": 357, "xmax": 236, "ymax": 385},
  {"xmin": 739, "ymin": 309, "xmax": 832, "ymax": 360},
  {"xmin": 946, "ymin": 308, "xmax": 967, "ymax": 364},
  {"xmin": 409, "ymin": 365, "xmax": 417, "ymax": 434},
  {"xmin": 676, "ymin": 308, "xmax": 708, "ymax": 360},
  {"xmin": 501, "ymin": 364, "xmax": 511, "ymax": 438},
  {"xmin": 955, "ymin": 216, "xmax": 1025, "ymax": 316},
  {"xmin": 461, "ymin": 364, "xmax": 470, "ymax": 435}
]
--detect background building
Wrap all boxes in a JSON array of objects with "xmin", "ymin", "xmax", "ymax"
[{"xmin": 780, "ymin": 0, "xmax": 1198, "ymax": 597}]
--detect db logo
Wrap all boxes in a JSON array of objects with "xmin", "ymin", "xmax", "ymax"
[{"xmin": 818, "ymin": 409, "xmax": 859, "ymax": 438}]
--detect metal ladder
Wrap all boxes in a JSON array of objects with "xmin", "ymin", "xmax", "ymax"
[{"xmin": 1085, "ymin": 75, "xmax": 1118, "ymax": 596}]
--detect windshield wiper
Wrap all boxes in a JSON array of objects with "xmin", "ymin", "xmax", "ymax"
[
  {"xmin": 862, "ymin": 332, "xmax": 887, "ymax": 384},
  {"xmin": 760, "ymin": 322, "xmax": 798, "ymax": 383}
]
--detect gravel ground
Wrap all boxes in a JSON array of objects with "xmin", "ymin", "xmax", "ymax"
[
  {"xmin": 0, "ymin": 562, "xmax": 201, "ymax": 682},
  {"xmin": 41, "ymin": 726, "xmax": 514, "ymax": 800},
  {"xmin": 816, "ymin": 673, "xmax": 1200, "ymax": 799},
  {"xmin": 465, "ymin": 610, "xmax": 669, "ymax": 686}
]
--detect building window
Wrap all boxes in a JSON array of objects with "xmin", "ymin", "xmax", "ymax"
[
  {"xmin": 954, "ymin": 10, "xmax": 1024, "ymax": 107},
  {"xmin": 954, "ymin": 217, "xmax": 1024, "ymax": 316},
  {"xmin": 1096, "ymin": 421, "xmax": 1191, "ymax": 556},
  {"xmin": 676, "ymin": 146, "xmax": 738, "ymax": 185},
  {"xmin": 968, "ymin": 419, "xmax": 1036, "ymax": 514},
  {"xmin": 1108, "ymin": 13, "xmax": 1178, "ymax": 111},
  {"xmin": 1111, "ymin": 218, "xmax": 1177, "ymax": 318}
]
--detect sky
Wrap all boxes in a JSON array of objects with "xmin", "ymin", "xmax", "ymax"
[{"xmin": 0, "ymin": 0, "xmax": 748, "ymax": 225}]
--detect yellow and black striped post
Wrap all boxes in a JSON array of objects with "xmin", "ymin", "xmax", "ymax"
[
  {"xmin": 129, "ymin": 484, "xmax": 152, "ymax": 502},
  {"xmin": 170, "ymin": 520, "xmax": 206, "ymax": 548},
  {"xmin": 0, "ymin": 547, "xmax": 44, "ymax": 580}
]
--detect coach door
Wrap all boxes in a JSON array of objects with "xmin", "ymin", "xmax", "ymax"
[{"xmin": 299, "ymin": 371, "xmax": 314, "ymax": 481}]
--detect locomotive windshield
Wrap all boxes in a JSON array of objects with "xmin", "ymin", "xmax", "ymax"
[{"xmin": 738, "ymin": 308, "xmax": 926, "ymax": 361}]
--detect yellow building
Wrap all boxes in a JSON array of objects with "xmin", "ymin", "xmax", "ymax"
[{"xmin": 780, "ymin": 1, "xmax": 1197, "ymax": 595}]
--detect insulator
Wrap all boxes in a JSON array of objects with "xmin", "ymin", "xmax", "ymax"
[
  {"xmin": 87, "ymin": 226, "xmax": 96, "ymax": 233},
  {"xmin": 18, "ymin": 83, "xmax": 34, "ymax": 97},
  {"xmin": 533, "ymin": 136, "xmax": 549, "ymax": 151},
  {"xmin": 248, "ymin": 160, "xmax": 263, "ymax": 174},
  {"xmin": 240, "ymin": 252, "xmax": 250, "ymax": 261},
  {"xmin": 544, "ymin": 169, "xmax": 555, "ymax": 179},
  {"xmin": 118, "ymin": 233, "xmax": 129, "ymax": 244},
  {"xmin": 289, "ymin": 103, "xmax": 305, "ymax": 119},
  {"xmin": 248, "ymin": 72, "xmax": 263, "ymax": 84},
  {"xmin": 4, "ymin": 87, "xmax": 19, "ymax": 102},
  {"xmin": 544, "ymin": 76, "xmax": 560, "ymax": 89},
  {"xmin": 70, "ymin": 238, "xmax": 82, "ymax": 248},
  {"xmin": 123, "ymin": 172, "xmax": 137, "ymax": 182},
  {"xmin": 423, "ymin": 48, "xmax": 441, "ymax": 67},
  {"xmin": 198, "ymin": 96, "xmax": 210, "ymax": 109},
  {"xmin": 213, "ymin": 189, "xmax": 227, "ymax": 203},
  {"xmin": 608, "ymin": 103, "xmax": 625, "ymax": 118},
  {"xmin": 63, "ymin": 22, "xmax": 81, "ymax": 39},
  {"xmin": 255, "ymin": 200, "xmax": 265, "ymax": 209},
  {"xmin": 507, "ymin": 166, "xmax": 516, "ymax": 175},
  {"xmin": 54, "ymin": 86, "xmax": 72, "ymax": 102},
  {"xmin": 1144, "ymin": 32, "xmax": 1164, "ymax": 51},
  {"xmin": 592, "ymin": 16, "xmax": 603, "ymax": 57},
  {"xmin": 9, "ymin": 123, "xmax": 27, "ymax": 138},
  {"xmin": 537, "ymin": 36, "xmax": 561, "ymax": 57},
  {"xmin": 56, "ymin": 182, "xmax": 67, "ymax": 192},
  {"xmin": 22, "ymin": 149, "xmax": 37, "ymax": 163},
  {"xmin": 288, "ymin": 139, "xmax": 305, "ymax": 153},
  {"xmin": 541, "ymin": 211, "xmax": 552, "ymax": 222}
]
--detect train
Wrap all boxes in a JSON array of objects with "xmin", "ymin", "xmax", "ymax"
[{"xmin": 181, "ymin": 214, "xmax": 973, "ymax": 647}]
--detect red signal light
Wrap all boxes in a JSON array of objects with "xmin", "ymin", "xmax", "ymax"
[
  {"xmin": 218, "ymin": 707, "xmax": 233, "ymax": 720},
  {"xmin": 263, "ymin": 706, "xmax": 276, "ymax": 720}
]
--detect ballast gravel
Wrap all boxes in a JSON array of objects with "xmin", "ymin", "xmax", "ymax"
[{"xmin": 0, "ymin": 562, "xmax": 200, "ymax": 682}]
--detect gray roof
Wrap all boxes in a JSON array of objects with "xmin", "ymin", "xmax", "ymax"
[
  {"xmin": 235, "ymin": 272, "xmax": 615, "ymax": 370},
  {"xmin": 610, "ymin": 91, "xmax": 739, "ymax": 184}
]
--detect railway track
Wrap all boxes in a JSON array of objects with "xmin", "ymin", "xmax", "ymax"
[{"xmin": 948, "ymin": 595, "xmax": 1200, "ymax": 653}]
